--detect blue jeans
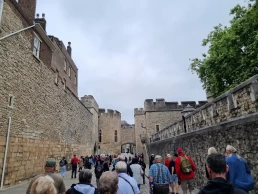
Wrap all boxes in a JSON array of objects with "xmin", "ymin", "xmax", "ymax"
[{"xmin": 60, "ymin": 166, "xmax": 66, "ymax": 177}]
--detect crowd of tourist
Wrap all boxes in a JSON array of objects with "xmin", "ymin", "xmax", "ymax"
[{"xmin": 26, "ymin": 145, "xmax": 254, "ymax": 194}]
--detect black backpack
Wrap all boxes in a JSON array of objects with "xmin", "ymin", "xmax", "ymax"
[
  {"xmin": 95, "ymin": 161, "xmax": 104, "ymax": 178},
  {"xmin": 59, "ymin": 159, "xmax": 65, "ymax": 167}
]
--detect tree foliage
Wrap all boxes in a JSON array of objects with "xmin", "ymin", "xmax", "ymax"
[{"xmin": 190, "ymin": 1, "xmax": 258, "ymax": 97}]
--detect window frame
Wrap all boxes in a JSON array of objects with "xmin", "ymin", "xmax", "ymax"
[
  {"xmin": 74, "ymin": 74, "xmax": 77, "ymax": 85},
  {"xmin": 68, "ymin": 66, "xmax": 71, "ymax": 77},
  {"xmin": 0, "ymin": 0, "xmax": 3, "ymax": 25},
  {"xmin": 156, "ymin": 124, "xmax": 160, "ymax": 132},
  {"xmin": 98, "ymin": 129, "xmax": 102, "ymax": 143},
  {"xmin": 33, "ymin": 33, "xmax": 41, "ymax": 58},
  {"xmin": 114, "ymin": 130, "xmax": 118, "ymax": 142},
  {"xmin": 64, "ymin": 60, "xmax": 67, "ymax": 72}
]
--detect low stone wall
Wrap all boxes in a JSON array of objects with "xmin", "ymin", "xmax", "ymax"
[
  {"xmin": 149, "ymin": 75, "xmax": 258, "ymax": 194},
  {"xmin": 151, "ymin": 74, "xmax": 258, "ymax": 142},
  {"xmin": 148, "ymin": 112, "xmax": 258, "ymax": 193}
]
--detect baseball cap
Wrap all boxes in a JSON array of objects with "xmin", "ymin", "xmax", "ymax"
[
  {"xmin": 177, "ymin": 148, "xmax": 183, "ymax": 153},
  {"xmin": 154, "ymin": 155, "xmax": 162, "ymax": 159}
]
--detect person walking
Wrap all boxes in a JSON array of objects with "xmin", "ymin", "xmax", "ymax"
[
  {"xmin": 116, "ymin": 161, "xmax": 140, "ymax": 194},
  {"xmin": 78, "ymin": 156, "xmax": 84, "ymax": 172},
  {"xmin": 26, "ymin": 158, "xmax": 66, "ymax": 194},
  {"xmin": 149, "ymin": 154, "xmax": 155, "ymax": 168},
  {"xmin": 66, "ymin": 169, "xmax": 98, "ymax": 194},
  {"xmin": 175, "ymin": 148, "xmax": 196, "ymax": 194},
  {"xmin": 164, "ymin": 154, "xmax": 171, "ymax": 169},
  {"xmin": 148, "ymin": 155, "xmax": 173, "ymax": 194},
  {"xmin": 169, "ymin": 154, "xmax": 179, "ymax": 194},
  {"xmin": 205, "ymin": 147, "xmax": 217, "ymax": 180},
  {"xmin": 199, "ymin": 153, "xmax": 247, "ymax": 194},
  {"xmin": 225, "ymin": 145, "xmax": 254, "ymax": 193},
  {"xmin": 95, "ymin": 154, "xmax": 109, "ymax": 188},
  {"xmin": 138, "ymin": 157, "xmax": 146, "ymax": 184},
  {"xmin": 130, "ymin": 158, "xmax": 144, "ymax": 189},
  {"xmin": 71, "ymin": 154, "xmax": 79, "ymax": 179},
  {"xmin": 29, "ymin": 175, "xmax": 56, "ymax": 194},
  {"xmin": 99, "ymin": 171, "xmax": 118, "ymax": 194},
  {"xmin": 59, "ymin": 157, "xmax": 68, "ymax": 178}
]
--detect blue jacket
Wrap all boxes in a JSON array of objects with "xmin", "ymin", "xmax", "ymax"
[{"xmin": 226, "ymin": 154, "xmax": 254, "ymax": 192}]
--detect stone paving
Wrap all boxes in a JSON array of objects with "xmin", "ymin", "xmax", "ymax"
[{"xmin": 0, "ymin": 168, "xmax": 199, "ymax": 194}]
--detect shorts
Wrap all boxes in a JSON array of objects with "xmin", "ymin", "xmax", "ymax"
[{"xmin": 171, "ymin": 174, "xmax": 178, "ymax": 183}]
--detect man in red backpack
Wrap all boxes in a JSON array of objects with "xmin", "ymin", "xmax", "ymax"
[{"xmin": 175, "ymin": 148, "xmax": 196, "ymax": 194}]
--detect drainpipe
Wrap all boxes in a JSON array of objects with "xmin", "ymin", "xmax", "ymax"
[
  {"xmin": 0, "ymin": 117, "xmax": 12, "ymax": 190},
  {"xmin": 0, "ymin": 25, "xmax": 35, "ymax": 41}
]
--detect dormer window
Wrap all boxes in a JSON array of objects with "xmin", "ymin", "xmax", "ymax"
[
  {"xmin": 33, "ymin": 34, "xmax": 41, "ymax": 58},
  {"xmin": 68, "ymin": 66, "xmax": 71, "ymax": 77},
  {"xmin": 64, "ymin": 60, "xmax": 67, "ymax": 71}
]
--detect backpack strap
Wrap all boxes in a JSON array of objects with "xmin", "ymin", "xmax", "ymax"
[{"xmin": 118, "ymin": 175, "xmax": 135, "ymax": 194}]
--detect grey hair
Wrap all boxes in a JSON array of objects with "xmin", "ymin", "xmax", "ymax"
[
  {"xmin": 226, "ymin": 145, "xmax": 237, "ymax": 153},
  {"xmin": 99, "ymin": 171, "xmax": 118, "ymax": 194},
  {"xmin": 117, "ymin": 154, "xmax": 125, "ymax": 161},
  {"xmin": 208, "ymin": 147, "xmax": 217, "ymax": 155},
  {"xmin": 30, "ymin": 175, "xmax": 56, "ymax": 194},
  {"xmin": 115, "ymin": 161, "xmax": 127, "ymax": 173},
  {"xmin": 100, "ymin": 154, "xmax": 106, "ymax": 160},
  {"xmin": 79, "ymin": 169, "xmax": 92, "ymax": 183}
]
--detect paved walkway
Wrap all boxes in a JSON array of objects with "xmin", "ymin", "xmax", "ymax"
[{"xmin": 0, "ymin": 168, "xmax": 199, "ymax": 194}]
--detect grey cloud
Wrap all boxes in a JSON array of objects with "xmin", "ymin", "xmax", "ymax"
[{"xmin": 37, "ymin": 0, "xmax": 247, "ymax": 123}]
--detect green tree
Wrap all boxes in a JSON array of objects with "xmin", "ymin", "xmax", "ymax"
[{"xmin": 190, "ymin": 1, "xmax": 258, "ymax": 97}]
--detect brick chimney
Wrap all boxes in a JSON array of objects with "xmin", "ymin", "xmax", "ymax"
[
  {"xmin": 67, "ymin": 42, "xmax": 72, "ymax": 57},
  {"xmin": 34, "ymin": 13, "xmax": 47, "ymax": 31}
]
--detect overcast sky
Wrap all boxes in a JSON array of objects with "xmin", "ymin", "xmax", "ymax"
[{"xmin": 36, "ymin": 0, "xmax": 246, "ymax": 124}]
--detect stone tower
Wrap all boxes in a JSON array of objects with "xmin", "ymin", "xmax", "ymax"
[
  {"xmin": 98, "ymin": 109, "xmax": 121, "ymax": 154},
  {"xmin": 81, "ymin": 95, "xmax": 99, "ymax": 154}
]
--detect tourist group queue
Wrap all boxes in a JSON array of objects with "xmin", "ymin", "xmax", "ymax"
[{"xmin": 26, "ymin": 145, "xmax": 254, "ymax": 194}]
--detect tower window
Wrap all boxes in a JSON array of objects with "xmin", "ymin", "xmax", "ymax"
[
  {"xmin": 156, "ymin": 125, "xmax": 160, "ymax": 132},
  {"xmin": 33, "ymin": 34, "xmax": 41, "ymax": 58},
  {"xmin": 114, "ymin": 130, "xmax": 118, "ymax": 142},
  {"xmin": 74, "ymin": 75, "xmax": 77, "ymax": 85},
  {"xmin": 99, "ymin": 129, "xmax": 102, "ymax": 143}
]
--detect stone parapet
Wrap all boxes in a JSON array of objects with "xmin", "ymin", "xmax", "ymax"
[
  {"xmin": 99, "ymin": 108, "xmax": 121, "ymax": 118},
  {"xmin": 143, "ymin": 99, "xmax": 207, "ymax": 112},
  {"xmin": 151, "ymin": 74, "xmax": 258, "ymax": 142}
]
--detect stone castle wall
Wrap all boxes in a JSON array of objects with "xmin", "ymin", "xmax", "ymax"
[
  {"xmin": 134, "ymin": 99, "xmax": 207, "ymax": 162},
  {"xmin": 81, "ymin": 95, "xmax": 99, "ymax": 153},
  {"xmin": 149, "ymin": 75, "xmax": 258, "ymax": 193},
  {"xmin": 98, "ymin": 109, "xmax": 121, "ymax": 154},
  {"xmin": 0, "ymin": 1, "xmax": 95, "ymax": 186},
  {"xmin": 121, "ymin": 125, "xmax": 135, "ymax": 145}
]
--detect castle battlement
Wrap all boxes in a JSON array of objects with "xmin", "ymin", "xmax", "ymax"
[
  {"xmin": 134, "ymin": 108, "xmax": 145, "ymax": 115},
  {"xmin": 99, "ymin": 108, "xmax": 121, "ymax": 118},
  {"xmin": 81, "ymin": 95, "xmax": 99, "ymax": 112},
  {"xmin": 144, "ymin": 99, "xmax": 207, "ymax": 112}
]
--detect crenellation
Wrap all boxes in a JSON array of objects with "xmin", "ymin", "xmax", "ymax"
[
  {"xmin": 134, "ymin": 108, "xmax": 145, "ymax": 115},
  {"xmin": 181, "ymin": 101, "xmax": 196, "ymax": 108}
]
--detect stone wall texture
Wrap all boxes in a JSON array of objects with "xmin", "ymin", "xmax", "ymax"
[
  {"xmin": 121, "ymin": 125, "xmax": 135, "ymax": 146},
  {"xmin": 0, "ymin": 1, "xmax": 95, "ymax": 186},
  {"xmin": 149, "ymin": 75, "xmax": 258, "ymax": 194},
  {"xmin": 98, "ymin": 109, "xmax": 121, "ymax": 154}
]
